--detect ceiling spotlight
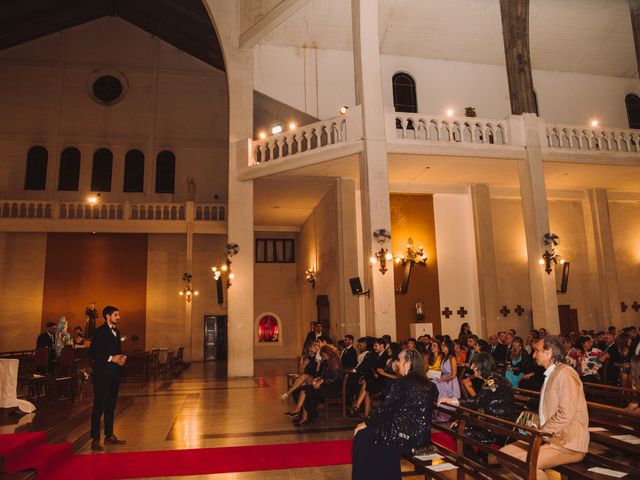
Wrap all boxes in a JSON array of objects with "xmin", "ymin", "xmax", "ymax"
[
  {"xmin": 339, "ymin": 106, "xmax": 348, "ymax": 115},
  {"xmin": 590, "ymin": 119, "xmax": 599, "ymax": 128},
  {"xmin": 271, "ymin": 124, "xmax": 283, "ymax": 135},
  {"xmin": 446, "ymin": 108, "xmax": 454, "ymax": 117},
  {"xmin": 258, "ymin": 132, "xmax": 267, "ymax": 139},
  {"xmin": 87, "ymin": 195, "xmax": 98, "ymax": 205}
]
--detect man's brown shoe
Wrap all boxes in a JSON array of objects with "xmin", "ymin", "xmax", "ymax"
[
  {"xmin": 91, "ymin": 439, "xmax": 104, "ymax": 451},
  {"xmin": 104, "ymin": 435, "xmax": 127, "ymax": 445}
]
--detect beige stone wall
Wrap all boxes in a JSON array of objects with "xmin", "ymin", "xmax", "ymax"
[
  {"xmin": 0, "ymin": 233, "xmax": 47, "ymax": 352},
  {"xmin": 254, "ymin": 232, "xmax": 299, "ymax": 359},
  {"xmin": 0, "ymin": 17, "xmax": 228, "ymax": 204},
  {"xmin": 490, "ymin": 198, "xmax": 532, "ymax": 336},
  {"xmin": 609, "ymin": 200, "xmax": 640, "ymax": 327},
  {"xmin": 548, "ymin": 199, "xmax": 599, "ymax": 330}
]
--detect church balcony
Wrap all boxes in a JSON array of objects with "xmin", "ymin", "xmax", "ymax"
[
  {"xmin": 542, "ymin": 122, "xmax": 640, "ymax": 165},
  {"xmin": 0, "ymin": 200, "xmax": 227, "ymax": 234}
]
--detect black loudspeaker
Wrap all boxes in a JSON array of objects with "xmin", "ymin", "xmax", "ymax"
[
  {"xmin": 216, "ymin": 278, "xmax": 224, "ymax": 305},
  {"xmin": 349, "ymin": 277, "xmax": 370, "ymax": 297},
  {"xmin": 557, "ymin": 262, "xmax": 570, "ymax": 294}
]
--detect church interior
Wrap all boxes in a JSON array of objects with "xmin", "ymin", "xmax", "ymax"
[{"xmin": 1, "ymin": 0, "xmax": 640, "ymax": 479}]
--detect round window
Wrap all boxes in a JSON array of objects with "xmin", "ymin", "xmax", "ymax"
[{"xmin": 88, "ymin": 71, "xmax": 128, "ymax": 106}]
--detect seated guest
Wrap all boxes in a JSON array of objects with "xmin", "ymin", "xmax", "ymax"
[
  {"xmin": 292, "ymin": 345, "xmax": 343, "ymax": 426},
  {"xmin": 280, "ymin": 340, "xmax": 321, "ymax": 401},
  {"xmin": 427, "ymin": 340, "xmax": 443, "ymax": 378},
  {"xmin": 301, "ymin": 322, "xmax": 333, "ymax": 357},
  {"xmin": 36, "ymin": 322, "xmax": 56, "ymax": 349},
  {"xmin": 458, "ymin": 322, "xmax": 472, "ymax": 341},
  {"xmin": 610, "ymin": 332, "xmax": 633, "ymax": 387},
  {"xmin": 525, "ymin": 330, "xmax": 541, "ymax": 354},
  {"xmin": 501, "ymin": 335, "xmax": 589, "ymax": 480},
  {"xmin": 347, "ymin": 337, "xmax": 374, "ymax": 413},
  {"xmin": 439, "ymin": 352, "xmax": 516, "ymax": 462},
  {"xmin": 575, "ymin": 335, "xmax": 608, "ymax": 383},
  {"xmin": 453, "ymin": 339, "xmax": 466, "ymax": 364},
  {"xmin": 73, "ymin": 326, "xmax": 85, "ymax": 346},
  {"xmin": 518, "ymin": 339, "xmax": 546, "ymax": 391},
  {"xmin": 352, "ymin": 349, "xmax": 438, "ymax": 480},
  {"xmin": 351, "ymin": 338, "xmax": 389, "ymax": 417},
  {"xmin": 341, "ymin": 334, "xmax": 358, "ymax": 370},
  {"xmin": 377, "ymin": 342, "xmax": 401, "ymax": 396},
  {"xmin": 505, "ymin": 336, "xmax": 533, "ymax": 388},
  {"xmin": 488, "ymin": 333, "xmax": 507, "ymax": 361},
  {"xmin": 626, "ymin": 355, "xmax": 639, "ymax": 411}
]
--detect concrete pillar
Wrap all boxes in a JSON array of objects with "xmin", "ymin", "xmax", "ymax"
[
  {"xmin": 585, "ymin": 189, "xmax": 622, "ymax": 328},
  {"xmin": 517, "ymin": 114, "xmax": 560, "ymax": 333},
  {"xmin": 470, "ymin": 184, "xmax": 499, "ymax": 337},
  {"xmin": 351, "ymin": 0, "xmax": 396, "ymax": 338},
  {"xmin": 184, "ymin": 222, "xmax": 193, "ymax": 363}
]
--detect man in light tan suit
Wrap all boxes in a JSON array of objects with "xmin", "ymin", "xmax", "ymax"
[{"xmin": 501, "ymin": 335, "xmax": 589, "ymax": 480}]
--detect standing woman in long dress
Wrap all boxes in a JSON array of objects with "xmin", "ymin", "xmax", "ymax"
[{"xmin": 433, "ymin": 339, "xmax": 460, "ymax": 399}]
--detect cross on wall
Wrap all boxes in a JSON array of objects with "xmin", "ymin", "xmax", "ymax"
[
  {"xmin": 457, "ymin": 307, "xmax": 468, "ymax": 318},
  {"xmin": 442, "ymin": 307, "xmax": 453, "ymax": 319},
  {"xmin": 500, "ymin": 306, "xmax": 511, "ymax": 317},
  {"xmin": 621, "ymin": 302, "xmax": 628, "ymax": 313},
  {"xmin": 515, "ymin": 305, "xmax": 525, "ymax": 316},
  {"xmin": 632, "ymin": 301, "xmax": 640, "ymax": 312}
]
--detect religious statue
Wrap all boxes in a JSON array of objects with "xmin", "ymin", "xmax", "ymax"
[
  {"xmin": 54, "ymin": 316, "xmax": 72, "ymax": 357},
  {"xmin": 415, "ymin": 298, "xmax": 425, "ymax": 322},
  {"xmin": 85, "ymin": 302, "xmax": 99, "ymax": 339},
  {"xmin": 186, "ymin": 176, "xmax": 196, "ymax": 201}
]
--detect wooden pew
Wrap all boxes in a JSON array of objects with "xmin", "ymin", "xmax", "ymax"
[
  {"xmin": 404, "ymin": 404, "xmax": 550, "ymax": 479},
  {"xmin": 513, "ymin": 387, "xmax": 640, "ymax": 478},
  {"xmin": 581, "ymin": 381, "xmax": 640, "ymax": 408}
]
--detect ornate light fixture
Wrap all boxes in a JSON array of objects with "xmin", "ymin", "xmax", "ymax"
[
  {"xmin": 394, "ymin": 238, "xmax": 427, "ymax": 266},
  {"xmin": 370, "ymin": 228, "xmax": 392, "ymax": 274},
  {"xmin": 212, "ymin": 243, "xmax": 239, "ymax": 287},
  {"xmin": 540, "ymin": 233, "xmax": 560, "ymax": 275},
  {"xmin": 305, "ymin": 268, "xmax": 317, "ymax": 288},
  {"xmin": 179, "ymin": 273, "xmax": 198, "ymax": 302}
]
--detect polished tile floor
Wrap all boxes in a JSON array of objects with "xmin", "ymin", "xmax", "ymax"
[{"xmin": 72, "ymin": 360, "xmax": 420, "ymax": 479}]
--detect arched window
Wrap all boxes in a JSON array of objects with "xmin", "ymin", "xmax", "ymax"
[
  {"xmin": 392, "ymin": 72, "xmax": 417, "ymax": 113},
  {"xmin": 91, "ymin": 148, "xmax": 113, "ymax": 192},
  {"xmin": 24, "ymin": 146, "xmax": 48, "ymax": 190},
  {"xmin": 58, "ymin": 147, "xmax": 81, "ymax": 191},
  {"xmin": 155, "ymin": 150, "xmax": 175, "ymax": 194},
  {"xmin": 626, "ymin": 94, "xmax": 640, "ymax": 129},
  {"xmin": 257, "ymin": 314, "xmax": 280, "ymax": 342},
  {"xmin": 123, "ymin": 149, "xmax": 144, "ymax": 192}
]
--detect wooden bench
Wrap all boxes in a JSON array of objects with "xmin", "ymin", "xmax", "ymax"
[
  {"xmin": 321, "ymin": 371, "xmax": 352, "ymax": 422},
  {"xmin": 403, "ymin": 403, "xmax": 550, "ymax": 479},
  {"xmin": 514, "ymin": 387, "xmax": 640, "ymax": 478},
  {"xmin": 581, "ymin": 381, "xmax": 640, "ymax": 408}
]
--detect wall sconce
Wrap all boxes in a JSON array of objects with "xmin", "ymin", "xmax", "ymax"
[
  {"xmin": 370, "ymin": 228, "xmax": 392, "ymax": 274},
  {"xmin": 540, "ymin": 233, "xmax": 560, "ymax": 275},
  {"xmin": 179, "ymin": 273, "xmax": 198, "ymax": 302},
  {"xmin": 395, "ymin": 237, "xmax": 427, "ymax": 266},
  {"xmin": 305, "ymin": 268, "xmax": 317, "ymax": 288},
  {"xmin": 211, "ymin": 243, "xmax": 239, "ymax": 288}
]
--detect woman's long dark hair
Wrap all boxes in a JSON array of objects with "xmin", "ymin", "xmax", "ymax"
[
  {"xmin": 442, "ymin": 339, "xmax": 455, "ymax": 360},
  {"xmin": 459, "ymin": 323, "xmax": 471, "ymax": 335}
]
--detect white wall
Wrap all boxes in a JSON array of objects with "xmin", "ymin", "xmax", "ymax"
[
  {"xmin": 433, "ymin": 193, "xmax": 482, "ymax": 338},
  {"xmin": 254, "ymin": 44, "xmax": 640, "ymax": 129},
  {"xmin": 0, "ymin": 17, "xmax": 229, "ymax": 203}
]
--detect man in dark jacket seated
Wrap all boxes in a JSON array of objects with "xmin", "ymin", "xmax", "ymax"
[{"xmin": 352, "ymin": 349, "xmax": 438, "ymax": 480}]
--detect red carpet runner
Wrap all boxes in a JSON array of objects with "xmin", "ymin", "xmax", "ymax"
[{"xmin": 0, "ymin": 432, "xmax": 352, "ymax": 479}]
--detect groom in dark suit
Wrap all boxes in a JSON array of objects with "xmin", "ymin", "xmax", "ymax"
[{"xmin": 89, "ymin": 305, "xmax": 127, "ymax": 451}]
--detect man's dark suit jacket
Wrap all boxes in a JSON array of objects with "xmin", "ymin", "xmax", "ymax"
[
  {"xmin": 489, "ymin": 343, "xmax": 507, "ymax": 362},
  {"xmin": 36, "ymin": 332, "xmax": 54, "ymax": 349},
  {"xmin": 89, "ymin": 322, "xmax": 123, "ymax": 376},
  {"xmin": 340, "ymin": 345, "xmax": 358, "ymax": 370}
]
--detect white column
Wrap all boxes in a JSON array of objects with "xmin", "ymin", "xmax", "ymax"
[
  {"xmin": 585, "ymin": 189, "xmax": 621, "ymax": 328},
  {"xmin": 226, "ymin": 48, "xmax": 255, "ymax": 378},
  {"xmin": 351, "ymin": 0, "xmax": 396, "ymax": 338},
  {"xmin": 517, "ymin": 114, "xmax": 560, "ymax": 333}
]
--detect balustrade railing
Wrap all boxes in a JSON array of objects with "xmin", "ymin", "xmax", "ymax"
[
  {"xmin": 0, "ymin": 200, "xmax": 52, "ymax": 219},
  {"xmin": 545, "ymin": 124, "xmax": 640, "ymax": 153},
  {"xmin": 250, "ymin": 106, "xmax": 362, "ymax": 166},
  {"xmin": 0, "ymin": 200, "xmax": 225, "ymax": 222},
  {"xmin": 392, "ymin": 113, "xmax": 509, "ymax": 146}
]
